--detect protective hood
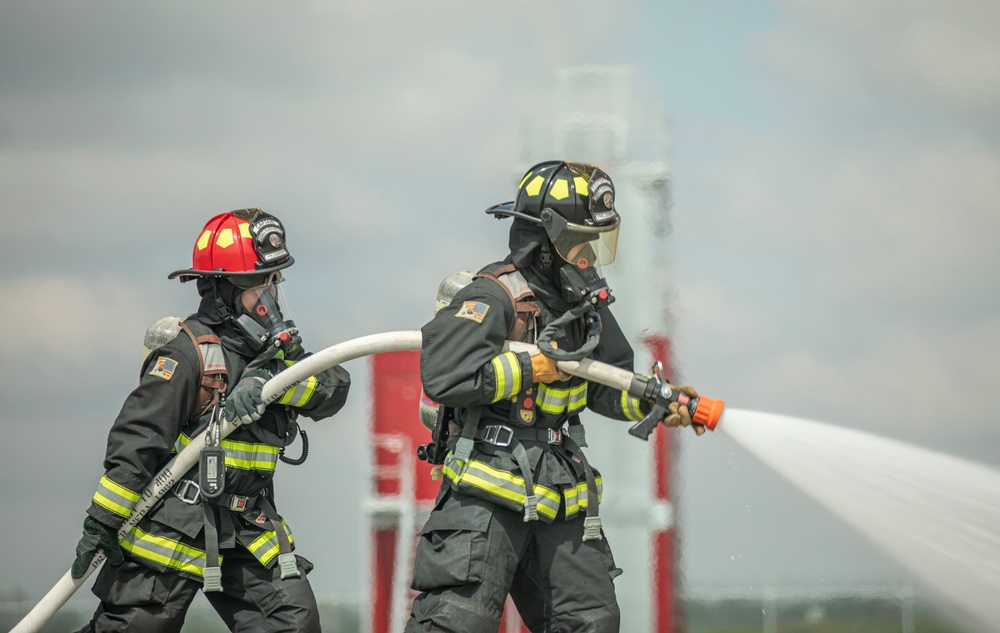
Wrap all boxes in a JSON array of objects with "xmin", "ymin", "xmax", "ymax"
[
  {"xmin": 508, "ymin": 218, "xmax": 549, "ymax": 269},
  {"xmin": 194, "ymin": 278, "xmax": 263, "ymax": 358}
]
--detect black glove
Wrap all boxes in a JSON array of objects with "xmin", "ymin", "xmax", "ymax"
[
  {"xmin": 72, "ymin": 516, "xmax": 124, "ymax": 579},
  {"xmin": 225, "ymin": 368, "xmax": 272, "ymax": 425}
]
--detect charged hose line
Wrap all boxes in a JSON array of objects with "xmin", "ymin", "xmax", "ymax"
[{"xmin": 11, "ymin": 331, "xmax": 639, "ymax": 633}]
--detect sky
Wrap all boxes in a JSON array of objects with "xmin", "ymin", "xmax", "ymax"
[{"xmin": 2, "ymin": 0, "xmax": 999, "ymax": 626}]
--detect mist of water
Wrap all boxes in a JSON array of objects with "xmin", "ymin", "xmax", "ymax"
[{"xmin": 719, "ymin": 408, "xmax": 1000, "ymax": 632}]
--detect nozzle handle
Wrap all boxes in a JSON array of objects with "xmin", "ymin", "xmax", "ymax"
[
  {"xmin": 627, "ymin": 399, "xmax": 706, "ymax": 440},
  {"xmin": 627, "ymin": 402, "xmax": 668, "ymax": 440}
]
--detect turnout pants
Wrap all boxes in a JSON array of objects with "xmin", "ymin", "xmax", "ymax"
[
  {"xmin": 74, "ymin": 547, "xmax": 320, "ymax": 633},
  {"xmin": 405, "ymin": 487, "xmax": 622, "ymax": 633}
]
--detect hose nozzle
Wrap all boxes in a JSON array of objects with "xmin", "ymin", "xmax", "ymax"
[{"xmin": 627, "ymin": 379, "xmax": 726, "ymax": 440}]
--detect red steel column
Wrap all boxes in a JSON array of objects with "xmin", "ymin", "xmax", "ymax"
[
  {"xmin": 369, "ymin": 351, "xmax": 529, "ymax": 632},
  {"xmin": 644, "ymin": 334, "xmax": 679, "ymax": 632}
]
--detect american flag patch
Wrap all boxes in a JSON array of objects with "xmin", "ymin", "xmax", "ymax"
[
  {"xmin": 455, "ymin": 301, "xmax": 490, "ymax": 324},
  {"xmin": 150, "ymin": 357, "xmax": 178, "ymax": 381}
]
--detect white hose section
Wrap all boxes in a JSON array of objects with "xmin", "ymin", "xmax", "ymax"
[{"xmin": 11, "ymin": 330, "xmax": 633, "ymax": 633}]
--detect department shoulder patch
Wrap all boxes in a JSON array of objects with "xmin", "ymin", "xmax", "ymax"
[
  {"xmin": 150, "ymin": 357, "xmax": 179, "ymax": 381},
  {"xmin": 455, "ymin": 301, "xmax": 490, "ymax": 324}
]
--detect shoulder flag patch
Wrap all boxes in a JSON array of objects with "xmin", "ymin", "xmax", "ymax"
[
  {"xmin": 455, "ymin": 301, "xmax": 490, "ymax": 324},
  {"xmin": 150, "ymin": 357, "xmax": 179, "ymax": 381}
]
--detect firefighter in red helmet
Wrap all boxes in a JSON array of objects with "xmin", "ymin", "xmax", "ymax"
[{"xmin": 72, "ymin": 208, "xmax": 351, "ymax": 633}]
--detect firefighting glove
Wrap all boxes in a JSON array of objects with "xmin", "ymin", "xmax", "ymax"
[
  {"xmin": 72, "ymin": 516, "xmax": 123, "ymax": 579},
  {"xmin": 530, "ymin": 352, "xmax": 570, "ymax": 384},
  {"xmin": 225, "ymin": 368, "xmax": 273, "ymax": 425},
  {"xmin": 661, "ymin": 385, "xmax": 699, "ymax": 428}
]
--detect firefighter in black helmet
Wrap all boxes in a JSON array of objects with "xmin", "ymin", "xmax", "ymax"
[
  {"xmin": 407, "ymin": 162, "xmax": 698, "ymax": 633},
  {"xmin": 71, "ymin": 209, "xmax": 351, "ymax": 633}
]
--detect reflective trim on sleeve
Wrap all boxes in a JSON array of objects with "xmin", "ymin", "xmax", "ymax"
[
  {"xmin": 537, "ymin": 382, "xmax": 588, "ymax": 415},
  {"xmin": 92, "ymin": 475, "xmax": 142, "ymax": 519},
  {"xmin": 490, "ymin": 352, "xmax": 522, "ymax": 403},
  {"xmin": 278, "ymin": 375, "xmax": 317, "ymax": 407},
  {"xmin": 121, "ymin": 525, "xmax": 220, "ymax": 577},
  {"xmin": 247, "ymin": 519, "xmax": 295, "ymax": 566},
  {"xmin": 621, "ymin": 391, "xmax": 645, "ymax": 421}
]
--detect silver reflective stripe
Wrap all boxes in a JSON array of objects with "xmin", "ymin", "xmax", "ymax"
[
  {"xmin": 173, "ymin": 434, "xmax": 279, "ymax": 472},
  {"xmin": 490, "ymin": 352, "xmax": 522, "ymax": 402},
  {"xmin": 564, "ymin": 476, "xmax": 605, "ymax": 519},
  {"xmin": 121, "ymin": 525, "xmax": 213, "ymax": 577},
  {"xmin": 278, "ymin": 374, "xmax": 317, "ymax": 407},
  {"xmin": 248, "ymin": 519, "xmax": 295, "ymax": 566},
  {"xmin": 537, "ymin": 382, "xmax": 588, "ymax": 415},
  {"xmin": 621, "ymin": 390, "xmax": 644, "ymax": 421},
  {"xmin": 92, "ymin": 475, "xmax": 141, "ymax": 519},
  {"xmin": 443, "ymin": 453, "xmax": 560, "ymax": 520}
]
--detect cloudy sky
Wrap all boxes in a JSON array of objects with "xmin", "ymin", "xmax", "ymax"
[{"xmin": 2, "ymin": 0, "xmax": 998, "ymax": 625}]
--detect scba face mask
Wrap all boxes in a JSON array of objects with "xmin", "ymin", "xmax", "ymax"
[{"xmin": 232, "ymin": 272, "xmax": 300, "ymax": 352}]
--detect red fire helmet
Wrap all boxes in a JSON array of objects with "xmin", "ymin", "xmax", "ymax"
[{"xmin": 168, "ymin": 208, "xmax": 294, "ymax": 281}]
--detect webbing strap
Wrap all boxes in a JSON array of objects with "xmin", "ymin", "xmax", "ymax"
[
  {"xmin": 178, "ymin": 321, "xmax": 227, "ymax": 421},
  {"xmin": 257, "ymin": 496, "xmax": 299, "ymax": 579},
  {"xmin": 563, "ymin": 434, "xmax": 602, "ymax": 541},
  {"xmin": 510, "ymin": 440, "xmax": 539, "ymax": 522},
  {"xmin": 202, "ymin": 504, "xmax": 222, "ymax": 592},
  {"xmin": 566, "ymin": 414, "xmax": 588, "ymax": 448},
  {"xmin": 452, "ymin": 405, "xmax": 483, "ymax": 464}
]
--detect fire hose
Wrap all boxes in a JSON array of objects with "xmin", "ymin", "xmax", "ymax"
[{"xmin": 10, "ymin": 330, "xmax": 722, "ymax": 633}]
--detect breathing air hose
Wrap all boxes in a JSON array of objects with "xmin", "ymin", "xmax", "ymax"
[{"xmin": 535, "ymin": 304, "xmax": 603, "ymax": 362}]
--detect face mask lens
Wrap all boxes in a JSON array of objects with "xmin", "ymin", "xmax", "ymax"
[
  {"xmin": 551, "ymin": 219, "xmax": 620, "ymax": 267},
  {"xmin": 239, "ymin": 275, "xmax": 289, "ymax": 330}
]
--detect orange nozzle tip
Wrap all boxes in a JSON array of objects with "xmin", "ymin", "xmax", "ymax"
[{"xmin": 692, "ymin": 396, "xmax": 725, "ymax": 431}]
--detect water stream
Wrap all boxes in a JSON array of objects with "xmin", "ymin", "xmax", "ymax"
[{"xmin": 719, "ymin": 408, "xmax": 1000, "ymax": 632}]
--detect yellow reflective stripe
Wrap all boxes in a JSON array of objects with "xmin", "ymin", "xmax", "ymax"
[
  {"xmin": 621, "ymin": 390, "xmax": 644, "ymax": 421},
  {"xmin": 534, "ymin": 484, "xmax": 561, "ymax": 520},
  {"xmin": 248, "ymin": 519, "xmax": 294, "ymax": 566},
  {"xmin": 278, "ymin": 374, "xmax": 317, "ymax": 407},
  {"xmin": 220, "ymin": 439, "xmax": 279, "ymax": 471},
  {"xmin": 92, "ymin": 476, "xmax": 142, "ymax": 517},
  {"xmin": 537, "ymin": 382, "xmax": 588, "ymax": 415},
  {"xmin": 444, "ymin": 454, "xmax": 561, "ymax": 519},
  {"xmin": 564, "ymin": 476, "xmax": 604, "ymax": 518},
  {"xmin": 172, "ymin": 433, "xmax": 278, "ymax": 472},
  {"xmin": 490, "ymin": 352, "xmax": 522, "ymax": 403},
  {"xmin": 121, "ymin": 525, "xmax": 219, "ymax": 577}
]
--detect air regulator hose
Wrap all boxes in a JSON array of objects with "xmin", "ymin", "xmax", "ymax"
[{"xmin": 536, "ymin": 303, "xmax": 603, "ymax": 362}]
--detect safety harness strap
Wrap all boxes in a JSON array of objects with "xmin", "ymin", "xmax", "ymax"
[
  {"xmin": 474, "ymin": 263, "xmax": 540, "ymax": 343},
  {"xmin": 452, "ymin": 405, "xmax": 484, "ymax": 464},
  {"xmin": 510, "ymin": 440, "xmax": 539, "ymax": 522},
  {"xmin": 257, "ymin": 496, "xmax": 299, "ymax": 580},
  {"xmin": 202, "ymin": 504, "xmax": 222, "ymax": 592},
  {"xmin": 566, "ymin": 414, "xmax": 587, "ymax": 447},
  {"xmin": 178, "ymin": 321, "xmax": 228, "ymax": 421}
]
